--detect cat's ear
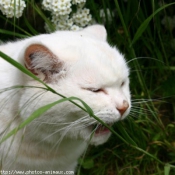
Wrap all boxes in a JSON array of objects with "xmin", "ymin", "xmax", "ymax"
[
  {"xmin": 83, "ymin": 25, "xmax": 107, "ymax": 41},
  {"xmin": 24, "ymin": 44, "xmax": 64, "ymax": 81}
]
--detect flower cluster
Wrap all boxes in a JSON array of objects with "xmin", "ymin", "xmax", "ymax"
[
  {"xmin": 42, "ymin": 0, "xmax": 72, "ymax": 16},
  {"xmin": 0, "ymin": 0, "xmax": 26, "ymax": 18},
  {"xmin": 42, "ymin": 0, "xmax": 92, "ymax": 31},
  {"xmin": 0, "ymin": 0, "xmax": 92, "ymax": 31},
  {"xmin": 72, "ymin": 8, "xmax": 91, "ymax": 27}
]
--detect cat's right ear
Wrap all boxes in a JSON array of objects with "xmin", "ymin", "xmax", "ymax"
[{"xmin": 24, "ymin": 44, "xmax": 64, "ymax": 82}]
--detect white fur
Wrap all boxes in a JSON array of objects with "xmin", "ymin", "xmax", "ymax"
[{"xmin": 0, "ymin": 25, "xmax": 131, "ymax": 174}]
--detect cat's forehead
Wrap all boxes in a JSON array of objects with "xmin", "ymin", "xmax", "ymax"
[
  {"xmin": 40, "ymin": 30, "xmax": 129, "ymax": 83},
  {"xmin": 56, "ymin": 36, "xmax": 129, "ymax": 85},
  {"xmin": 41, "ymin": 31, "xmax": 123, "ymax": 63},
  {"xmin": 73, "ymin": 48, "xmax": 129, "ymax": 86}
]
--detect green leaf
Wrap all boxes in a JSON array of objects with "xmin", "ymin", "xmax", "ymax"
[
  {"xmin": 81, "ymin": 159, "xmax": 94, "ymax": 169},
  {"xmin": 164, "ymin": 164, "xmax": 171, "ymax": 175},
  {"xmin": 131, "ymin": 3, "xmax": 175, "ymax": 46}
]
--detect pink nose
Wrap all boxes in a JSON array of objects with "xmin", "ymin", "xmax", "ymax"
[{"xmin": 116, "ymin": 100, "xmax": 129, "ymax": 116}]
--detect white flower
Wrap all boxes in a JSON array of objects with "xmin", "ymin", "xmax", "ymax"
[
  {"xmin": 161, "ymin": 16, "xmax": 175, "ymax": 30},
  {"xmin": 72, "ymin": 8, "xmax": 92, "ymax": 27},
  {"xmin": 50, "ymin": 14, "xmax": 73, "ymax": 31},
  {"xmin": 71, "ymin": 24, "xmax": 81, "ymax": 31},
  {"xmin": 0, "ymin": 0, "xmax": 26, "ymax": 18},
  {"xmin": 72, "ymin": 0, "xmax": 86, "ymax": 4},
  {"xmin": 42, "ymin": 0, "xmax": 52, "ymax": 11},
  {"xmin": 72, "ymin": 0, "xmax": 86, "ymax": 8},
  {"xmin": 100, "ymin": 8, "xmax": 115, "ymax": 24}
]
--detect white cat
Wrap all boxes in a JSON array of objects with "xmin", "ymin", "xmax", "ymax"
[{"xmin": 0, "ymin": 25, "xmax": 131, "ymax": 174}]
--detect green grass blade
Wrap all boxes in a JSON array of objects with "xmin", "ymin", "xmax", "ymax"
[
  {"xmin": 0, "ymin": 15, "xmax": 32, "ymax": 37},
  {"xmin": 116, "ymin": 122, "xmax": 138, "ymax": 146},
  {"xmin": 0, "ymin": 29, "xmax": 28, "ymax": 38},
  {"xmin": 91, "ymin": 113, "xmax": 165, "ymax": 165},
  {"xmin": 164, "ymin": 164, "xmax": 171, "ymax": 175},
  {"xmin": 0, "ymin": 51, "xmax": 45, "ymax": 86},
  {"xmin": 113, "ymin": 0, "xmax": 151, "ymax": 99},
  {"xmin": 69, "ymin": 97, "xmax": 94, "ymax": 116},
  {"xmin": 130, "ymin": 2, "xmax": 175, "ymax": 46},
  {"xmin": 24, "ymin": 16, "xmax": 39, "ymax": 35},
  {"xmin": 32, "ymin": 4, "xmax": 55, "ymax": 32},
  {"xmin": 0, "ymin": 51, "xmax": 94, "ymax": 113}
]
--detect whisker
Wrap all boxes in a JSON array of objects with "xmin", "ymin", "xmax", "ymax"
[
  {"xmin": 35, "ymin": 115, "xmax": 93, "ymax": 146},
  {"xmin": 127, "ymin": 57, "xmax": 164, "ymax": 64},
  {"xmin": 131, "ymin": 98, "xmax": 168, "ymax": 103},
  {"xmin": 131, "ymin": 106, "xmax": 157, "ymax": 114}
]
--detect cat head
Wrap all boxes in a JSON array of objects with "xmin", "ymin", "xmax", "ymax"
[{"xmin": 19, "ymin": 25, "xmax": 131, "ymax": 146}]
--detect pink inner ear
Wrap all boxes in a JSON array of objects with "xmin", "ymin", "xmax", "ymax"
[
  {"xmin": 24, "ymin": 44, "xmax": 64, "ymax": 82},
  {"xmin": 24, "ymin": 44, "xmax": 57, "ymax": 75},
  {"xmin": 25, "ymin": 44, "xmax": 53, "ymax": 69}
]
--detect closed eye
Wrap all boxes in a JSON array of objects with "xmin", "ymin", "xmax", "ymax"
[
  {"xmin": 85, "ymin": 88, "xmax": 107, "ymax": 94},
  {"xmin": 89, "ymin": 88, "xmax": 103, "ymax": 93},
  {"xmin": 121, "ymin": 81, "xmax": 125, "ymax": 87}
]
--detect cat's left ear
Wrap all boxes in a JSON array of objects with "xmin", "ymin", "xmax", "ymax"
[
  {"xmin": 83, "ymin": 25, "xmax": 107, "ymax": 41},
  {"xmin": 24, "ymin": 44, "xmax": 64, "ymax": 82}
]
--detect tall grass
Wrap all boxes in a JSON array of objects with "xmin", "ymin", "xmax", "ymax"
[{"xmin": 0, "ymin": 0, "xmax": 175, "ymax": 175}]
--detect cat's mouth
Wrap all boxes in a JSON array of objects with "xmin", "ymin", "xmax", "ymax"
[{"xmin": 91, "ymin": 124, "xmax": 112, "ymax": 135}]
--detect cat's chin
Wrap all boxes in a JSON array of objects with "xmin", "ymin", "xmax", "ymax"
[{"xmin": 89, "ymin": 131, "xmax": 112, "ymax": 146}]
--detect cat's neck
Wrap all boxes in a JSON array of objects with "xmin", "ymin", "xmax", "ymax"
[
  {"xmin": 8, "ymin": 130, "xmax": 88, "ymax": 171},
  {"xmin": 21, "ymin": 135, "xmax": 87, "ymax": 160}
]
